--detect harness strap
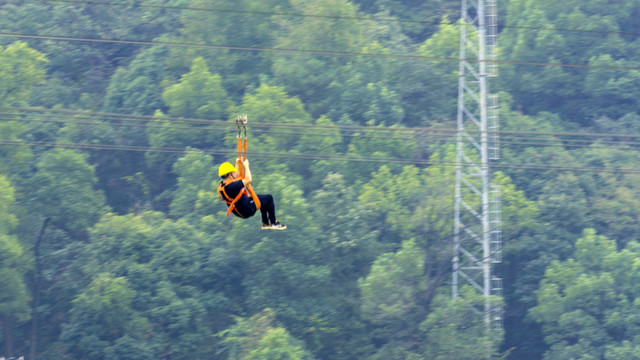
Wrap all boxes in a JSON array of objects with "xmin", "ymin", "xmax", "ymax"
[
  {"xmin": 218, "ymin": 182, "xmax": 247, "ymax": 217},
  {"xmin": 236, "ymin": 157, "xmax": 261, "ymax": 210}
]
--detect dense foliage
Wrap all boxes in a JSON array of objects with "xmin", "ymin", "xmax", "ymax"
[{"xmin": 1, "ymin": 0, "xmax": 639, "ymax": 359}]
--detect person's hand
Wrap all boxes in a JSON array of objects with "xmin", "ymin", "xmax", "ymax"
[{"xmin": 243, "ymin": 159, "xmax": 250, "ymax": 167}]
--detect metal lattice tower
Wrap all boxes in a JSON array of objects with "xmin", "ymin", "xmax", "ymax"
[{"xmin": 452, "ymin": 0, "xmax": 503, "ymax": 342}]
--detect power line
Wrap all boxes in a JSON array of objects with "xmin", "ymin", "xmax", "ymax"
[
  {"xmin": 4, "ymin": 104, "xmax": 640, "ymax": 172},
  {"xmin": 6, "ymin": 114, "xmax": 640, "ymax": 152},
  {"xmin": 0, "ymin": 106, "xmax": 431, "ymax": 141},
  {"xmin": 0, "ymin": 139, "xmax": 435, "ymax": 165},
  {"xmin": 0, "ymin": 115, "xmax": 430, "ymax": 142},
  {"xmin": 6, "ymin": 106, "xmax": 640, "ymax": 156},
  {"xmin": 2, "ymin": 139, "xmax": 640, "ymax": 174},
  {"xmin": 4, "ymin": 109, "xmax": 640, "ymax": 156},
  {"xmin": 34, "ymin": 0, "xmax": 640, "ymax": 38},
  {"xmin": 5, "ymin": 105, "xmax": 640, "ymax": 141},
  {"xmin": 0, "ymin": 106, "xmax": 415, "ymax": 134},
  {"xmin": 2, "ymin": 32, "xmax": 640, "ymax": 71}
]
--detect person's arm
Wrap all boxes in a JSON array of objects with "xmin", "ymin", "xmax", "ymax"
[{"xmin": 242, "ymin": 159, "xmax": 252, "ymax": 186}]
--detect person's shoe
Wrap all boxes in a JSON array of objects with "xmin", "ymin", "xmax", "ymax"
[
  {"xmin": 262, "ymin": 223, "xmax": 271, "ymax": 230},
  {"xmin": 270, "ymin": 221, "xmax": 287, "ymax": 230}
]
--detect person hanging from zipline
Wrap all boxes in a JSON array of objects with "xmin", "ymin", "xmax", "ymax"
[
  {"xmin": 217, "ymin": 115, "xmax": 286, "ymax": 230},
  {"xmin": 218, "ymin": 160, "xmax": 286, "ymax": 230}
]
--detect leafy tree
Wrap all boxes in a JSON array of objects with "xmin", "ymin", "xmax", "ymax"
[
  {"xmin": 492, "ymin": 97, "xmax": 581, "ymax": 358},
  {"xmin": 563, "ymin": 143, "xmax": 640, "ymax": 247},
  {"xmin": 293, "ymin": 115, "xmax": 343, "ymax": 193},
  {"xmin": 81, "ymin": 212, "xmax": 235, "ymax": 359},
  {"xmin": 0, "ymin": 175, "xmax": 19, "ymax": 236},
  {"xmin": 498, "ymin": 0, "xmax": 639, "ymax": 123},
  {"xmin": 27, "ymin": 148, "xmax": 108, "ymax": 238},
  {"xmin": 537, "ymin": 173, "xmax": 591, "ymax": 238},
  {"xmin": 358, "ymin": 149, "xmax": 458, "ymax": 306},
  {"xmin": 271, "ymin": 0, "xmax": 365, "ymax": 117},
  {"xmin": 0, "ymin": 41, "xmax": 45, "ymax": 178},
  {"xmin": 219, "ymin": 309, "xmax": 314, "ymax": 360},
  {"xmin": 308, "ymin": 173, "xmax": 382, "ymax": 358},
  {"xmin": 490, "ymin": 171, "xmax": 547, "ymax": 358},
  {"xmin": 342, "ymin": 126, "xmax": 416, "ymax": 188},
  {"xmin": 411, "ymin": 17, "xmax": 461, "ymax": 122},
  {"xmin": 591, "ymin": 112, "xmax": 640, "ymax": 137},
  {"xmin": 173, "ymin": 0, "xmax": 289, "ymax": 97},
  {"xmin": 230, "ymin": 83, "xmax": 314, "ymax": 175},
  {"xmin": 55, "ymin": 110, "xmax": 145, "ymax": 214},
  {"xmin": 0, "ymin": 119, "xmax": 31, "ymax": 179},
  {"xmin": 0, "ymin": 175, "xmax": 31, "ymax": 358},
  {"xmin": 85, "ymin": 212, "xmax": 163, "ymax": 277},
  {"xmin": 495, "ymin": 95, "xmax": 575, "ymax": 199},
  {"xmin": 162, "ymin": 57, "xmax": 233, "ymax": 120},
  {"xmin": 61, "ymin": 273, "xmax": 155, "ymax": 359},
  {"xmin": 312, "ymin": 173, "xmax": 383, "ymax": 281},
  {"xmin": 0, "ymin": 41, "xmax": 48, "ymax": 105},
  {"xmin": 146, "ymin": 56, "xmax": 233, "ymax": 196},
  {"xmin": 0, "ymin": 1, "xmax": 174, "ymax": 107},
  {"xmin": 358, "ymin": 164, "xmax": 424, "ymax": 239},
  {"xmin": 103, "ymin": 334, "xmax": 157, "ymax": 360},
  {"xmin": 583, "ymin": 54, "xmax": 640, "ymax": 119},
  {"xmin": 421, "ymin": 288, "xmax": 504, "ymax": 360},
  {"xmin": 73, "ymin": 274, "xmax": 137, "ymax": 341},
  {"xmin": 325, "ymin": 42, "xmax": 405, "ymax": 126},
  {"xmin": 102, "ymin": 46, "xmax": 170, "ymax": 116},
  {"xmin": 246, "ymin": 327, "xmax": 313, "ymax": 360},
  {"xmin": 530, "ymin": 229, "xmax": 640, "ymax": 359},
  {"xmin": 354, "ymin": 0, "xmax": 459, "ymax": 42},
  {"xmin": 24, "ymin": 226, "xmax": 89, "ymax": 360},
  {"xmin": 226, "ymin": 170, "xmax": 337, "ymax": 353},
  {"xmin": 5, "ymin": 0, "xmax": 640, "ymax": 358},
  {"xmin": 169, "ymin": 149, "xmax": 217, "ymax": 220},
  {"xmin": 359, "ymin": 239, "xmax": 426, "ymax": 355}
]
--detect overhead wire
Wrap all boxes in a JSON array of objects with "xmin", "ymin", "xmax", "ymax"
[
  {"xmin": 5, "ymin": 114, "xmax": 640, "ymax": 152},
  {"xmin": 1, "ymin": 0, "xmax": 638, "ymax": 172},
  {"xmin": 0, "ymin": 114, "xmax": 433, "ymax": 142},
  {"xmin": 0, "ymin": 139, "xmax": 436, "ymax": 165},
  {"xmin": 0, "ymin": 106, "xmax": 431, "ymax": 141},
  {"xmin": 5, "ymin": 107, "xmax": 640, "ymax": 153},
  {"xmin": 33, "ymin": 0, "xmax": 640, "ymax": 38},
  {"xmin": 6, "ymin": 106, "xmax": 640, "ymax": 141},
  {"xmin": 2, "ymin": 32, "xmax": 640, "ymax": 72},
  {"xmin": 2, "ymin": 139, "xmax": 640, "ymax": 174},
  {"xmin": 0, "ymin": 106, "xmax": 419, "ymax": 134},
  {"xmin": 3, "ymin": 108, "xmax": 640, "ymax": 174}
]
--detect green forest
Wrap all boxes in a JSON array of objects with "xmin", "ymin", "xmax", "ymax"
[{"xmin": 1, "ymin": 0, "xmax": 640, "ymax": 358}]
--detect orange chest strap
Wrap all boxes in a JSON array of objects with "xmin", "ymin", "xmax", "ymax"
[{"xmin": 218, "ymin": 181, "xmax": 246, "ymax": 216}]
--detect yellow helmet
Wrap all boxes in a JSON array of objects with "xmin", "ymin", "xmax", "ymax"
[{"xmin": 218, "ymin": 162, "xmax": 236, "ymax": 177}]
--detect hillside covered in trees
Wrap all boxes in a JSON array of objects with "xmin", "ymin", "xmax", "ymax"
[{"xmin": 1, "ymin": 0, "xmax": 640, "ymax": 359}]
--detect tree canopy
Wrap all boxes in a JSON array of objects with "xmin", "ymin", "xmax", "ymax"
[{"xmin": 1, "ymin": 0, "xmax": 639, "ymax": 359}]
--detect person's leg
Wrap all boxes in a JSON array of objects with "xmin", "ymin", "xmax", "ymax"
[{"xmin": 257, "ymin": 194, "xmax": 276, "ymax": 225}]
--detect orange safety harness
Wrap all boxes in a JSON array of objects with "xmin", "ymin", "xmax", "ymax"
[
  {"xmin": 218, "ymin": 177, "xmax": 248, "ymax": 217},
  {"xmin": 217, "ymin": 114, "xmax": 261, "ymax": 217}
]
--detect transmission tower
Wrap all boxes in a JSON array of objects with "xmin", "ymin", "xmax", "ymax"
[{"xmin": 452, "ymin": 0, "xmax": 503, "ymax": 344}]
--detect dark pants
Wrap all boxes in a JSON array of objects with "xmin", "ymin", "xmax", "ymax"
[{"xmin": 257, "ymin": 194, "xmax": 276, "ymax": 224}]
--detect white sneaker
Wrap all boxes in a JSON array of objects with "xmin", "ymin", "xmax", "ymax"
[{"xmin": 270, "ymin": 221, "xmax": 287, "ymax": 230}]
